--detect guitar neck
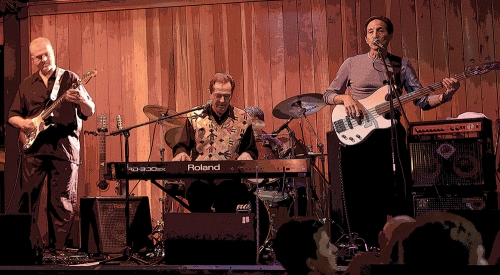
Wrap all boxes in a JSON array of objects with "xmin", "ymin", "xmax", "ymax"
[
  {"xmin": 99, "ymin": 132, "xmax": 106, "ymax": 180},
  {"xmin": 378, "ymin": 71, "xmax": 470, "ymax": 114}
]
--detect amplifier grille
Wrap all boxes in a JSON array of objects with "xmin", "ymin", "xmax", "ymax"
[{"xmin": 409, "ymin": 139, "xmax": 495, "ymax": 188}]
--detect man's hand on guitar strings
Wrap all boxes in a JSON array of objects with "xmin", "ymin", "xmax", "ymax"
[
  {"xmin": 21, "ymin": 118, "xmax": 35, "ymax": 134},
  {"xmin": 65, "ymin": 88, "xmax": 84, "ymax": 104}
]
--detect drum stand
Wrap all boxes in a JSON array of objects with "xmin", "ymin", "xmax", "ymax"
[{"xmin": 149, "ymin": 123, "xmax": 168, "ymax": 258}]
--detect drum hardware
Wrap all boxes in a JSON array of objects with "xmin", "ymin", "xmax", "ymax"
[{"xmin": 271, "ymin": 93, "xmax": 332, "ymax": 234}]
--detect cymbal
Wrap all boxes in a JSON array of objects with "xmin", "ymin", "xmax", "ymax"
[
  {"xmin": 272, "ymin": 93, "xmax": 326, "ymax": 119},
  {"xmin": 164, "ymin": 127, "xmax": 183, "ymax": 148},
  {"xmin": 252, "ymin": 119, "xmax": 266, "ymax": 131},
  {"xmin": 143, "ymin": 105, "xmax": 184, "ymax": 128}
]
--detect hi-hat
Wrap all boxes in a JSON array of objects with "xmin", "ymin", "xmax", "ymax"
[
  {"xmin": 164, "ymin": 127, "xmax": 183, "ymax": 148},
  {"xmin": 143, "ymin": 105, "xmax": 184, "ymax": 128},
  {"xmin": 272, "ymin": 93, "xmax": 326, "ymax": 119}
]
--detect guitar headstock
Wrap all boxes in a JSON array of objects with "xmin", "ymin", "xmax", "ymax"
[
  {"xmin": 468, "ymin": 62, "xmax": 500, "ymax": 75},
  {"xmin": 97, "ymin": 114, "xmax": 109, "ymax": 133},
  {"xmin": 82, "ymin": 69, "xmax": 98, "ymax": 84}
]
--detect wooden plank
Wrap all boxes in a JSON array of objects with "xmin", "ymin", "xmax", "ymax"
[
  {"xmin": 199, "ymin": 5, "xmax": 216, "ymax": 103},
  {"xmin": 415, "ymin": 0, "xmax": 436, "ymax": 122},
  {"xmin": 226, "ymin": 2, "xmax": 244, "ymax": 105},
  {"xmin": 186, "ymin": 6, "xmax": 204, "ymax": 106},
  {"xmin": 92, "ymin": 11, "xmax": 115, "ymax": 197},
  {"xmin": 429, "ymin": 0, "xmax": 451, "ymax": 120},
  {"xmin": 445, "ymin": 0, "xmax": 466, "ymax": 119},
  {"xmin": 399, "ymin": 0, "xmax": 421, "ymax": 123},
  {"xmin": 311, "ymin": 0, "xmax": 328, "ymax": 153},
  {"xmin": 340, "ymin": 0, "xmax": 358, "ymax": 59},
  {"xmin": 80, "ymin": 12, "xmax": 99, "ymax": 196},
  {"xmin": 28, "ymin": 0, "xmax": 280, "ymax": 16},
  {"xmin": 461, "ymin": 0, "xmax": 482, "ymax": 113},
  {"xmin": 212, "ymin": 4, "xmax": 227, "ymax": 73},
  {"xmin": 158, "ymin": 8, "xmax": 177, "ymax": 144},
  {"xmin": 283, "ymin": 0, "xmax": 300, "ymax": 104},
  {"xmin": 296, "ymin": 0, "xmax": 314, "ymax": 146},
  {"xmin": 269, "ymin": 1, "xmax": 286, "ymax": 136},
  {"xmin": 55, "ymin": 14, "xmax": 69, "ymax": 69},
  {"xmin": 241, "ymin": 2, "xmax": 257, "ymax": 108},
  {"xmin": 370, "ymin": 0, "xmax": 385, "ymax": 21},
  {"xmin": 358, "ymin": 0, "xmax": 372, "ymax": 54},
  {"xmin": 173, "ymin": 7, "xmax": 191, "ymax": 116},
  {"xmin": 106, "ymin": 11, "xmax": 125, "ymax": 168},
  {"xmin": 476, "ymin": 0, "xmax": 497, "ymax": 121},
  {"xmin": 131, "ymin": 9, "xmax": 150, "ymax": 196},
  {"xmin": 253, "ymin": 1, "xmax": 273, "ymax": 133}
]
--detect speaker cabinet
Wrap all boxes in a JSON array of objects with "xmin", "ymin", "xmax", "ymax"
[
  {"xmin": 162, "ymin": 213, "xmax": 257, "ymax": 265},
  {"xmin": 409, "ymin": 138, "xmax": 496, "ymax": 189},
  {"xmin": 0, "ymin": 214, "xmax": 33, "ymax": 265},
  {"xmin": 326, "ymin": 131, "xmax": 347, "ymax": 232},
  {"xmin": 80, "ymin": 196, "xmax": 153, "ymax": 254}
]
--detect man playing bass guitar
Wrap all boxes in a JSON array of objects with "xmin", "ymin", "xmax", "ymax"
[
  {"xmin": 8, "ymin": 37, "xmax": 95, "ymax": 262},
  {"xmin": 322, "ymin": 16, "xmax": 460, "ymax": 249}
]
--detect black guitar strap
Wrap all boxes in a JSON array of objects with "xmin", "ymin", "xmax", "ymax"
[{"xmin": 388, "ymin": 53, "xmax": 402, "ymax": 91}]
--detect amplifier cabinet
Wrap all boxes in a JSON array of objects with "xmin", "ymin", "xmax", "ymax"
[
  {"xmin": 409, "ymin": 138, "xmax": 496, "ymax": 189},
  {"xmin": 413, "ymin": 192, "xmax": 498, "ymax": 218},
  {"xmin": 80, "ymin": 196, "xmax": 154, "ymax": 254}
]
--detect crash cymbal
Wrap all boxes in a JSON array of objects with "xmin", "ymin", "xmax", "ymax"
[
  {"xmin": 252, "ymin": 119, "xmax": 266, "ymax": 131},
  {"xmin": 272, "ymin": 93, "xmax": 326, "ymax": 119},
  {"xmin": 143, "ymin": 105, "xmax": 184, "ymax": 128},
  {"xmin": 164, "ymin": 127, "xmax": 183, "ymax": 148}
]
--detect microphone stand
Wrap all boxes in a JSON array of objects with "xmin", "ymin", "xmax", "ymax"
[
  {"xmin": 378, "ymin": 48, "xmax": 401, "ymax": 193},
  {"xmin": 100, "ymin": 105, "xmax": 204, "ymax": 265}
]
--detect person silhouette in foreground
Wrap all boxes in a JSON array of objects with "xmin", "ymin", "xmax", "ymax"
[{"xmin": 272, "ymin": 219, "xmax": 339, "ymax": 275}]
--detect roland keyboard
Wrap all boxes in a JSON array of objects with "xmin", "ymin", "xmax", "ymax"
[{"xmin": 105, "ymin": 159, "xmax": 310, "ymax": 180}]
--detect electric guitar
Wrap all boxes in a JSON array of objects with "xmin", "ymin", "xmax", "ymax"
[
  {"xmin": 19, "ymin": 69, "xmax": 98, "ymax": 151},
  {"xmin": 96, "ymin": 114, "xmax": 110, "ymax": 191},
  {"xmin": 331, "ymin": 62, "xmax": 500, "ymax": 146}
]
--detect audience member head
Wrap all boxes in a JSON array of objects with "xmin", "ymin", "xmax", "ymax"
[
  {"xmin": 244, "ymin": 106, "xmax": 265, "ymax": 121},
  {"xmin": 378, "ymin": 215, "xmax": 416, "ymax": 249},
  {"xmin": 385, "ymin": 211, "xmax": 487, "ymax": 266},
  {"xmin": 272, "ymin": 219, "xmax": 338, "ymax": 275}
]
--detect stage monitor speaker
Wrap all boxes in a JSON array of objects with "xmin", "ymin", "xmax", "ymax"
[
  {"xmin": 80, "ymin": 196, "xmax": 153, "ymax": 254},
  {"xmin": 162, "ymin": 213, "xmax": 257, "ymax": 265},
  {"xmin": 0, "ymin": 214, "xmax": 33, "ymax": 265},
  {"xmin": 409, "ymin": 138, "xmax": 496, "ymax": 189}
]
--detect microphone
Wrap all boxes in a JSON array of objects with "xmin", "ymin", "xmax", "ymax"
[
  {"xmin": 372, "ymin": 38, "xmax": 385, "ymax": 49},
  {"xmin": 272, "ymin": 117, "xmax": 294, "ymax": 135},
  {"xmin": 192, "ymin": 100, "xmax": 212, "ymax": 111}
]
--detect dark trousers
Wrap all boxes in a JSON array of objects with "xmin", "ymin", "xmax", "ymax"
[
  {"xmin": 339, "ymin": 124, "xmax": 412, "ymax": 248},
  {"xmin": 18, "ymin": 155, "xmax": 78, "ymax": 253}
]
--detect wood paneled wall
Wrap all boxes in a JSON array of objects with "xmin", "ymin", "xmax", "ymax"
[{"xmin": 6, "ymin": 0, "xmax": 500, "ymax": 226}]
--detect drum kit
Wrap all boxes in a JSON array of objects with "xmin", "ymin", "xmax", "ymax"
[{"xmin": 143, "ymin": 94, "xmax": 329, "ymax": 261}]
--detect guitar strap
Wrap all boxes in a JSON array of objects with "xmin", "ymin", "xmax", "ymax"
[
  {"xmin": 50, "ymin": 67, "xmax": 66, "ymax": 101},
  {"xmin": 388, "ymin": 54, "xmax": 402, "ymax": 91}
]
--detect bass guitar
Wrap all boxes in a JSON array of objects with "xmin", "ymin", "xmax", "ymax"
[
  {"xmin": 331, "ymin": 62, "xmax": 499, "ymax": 146},
  {"xmin": 19, "ymin": 69, "xmax": 97, "ymax": 151}
]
